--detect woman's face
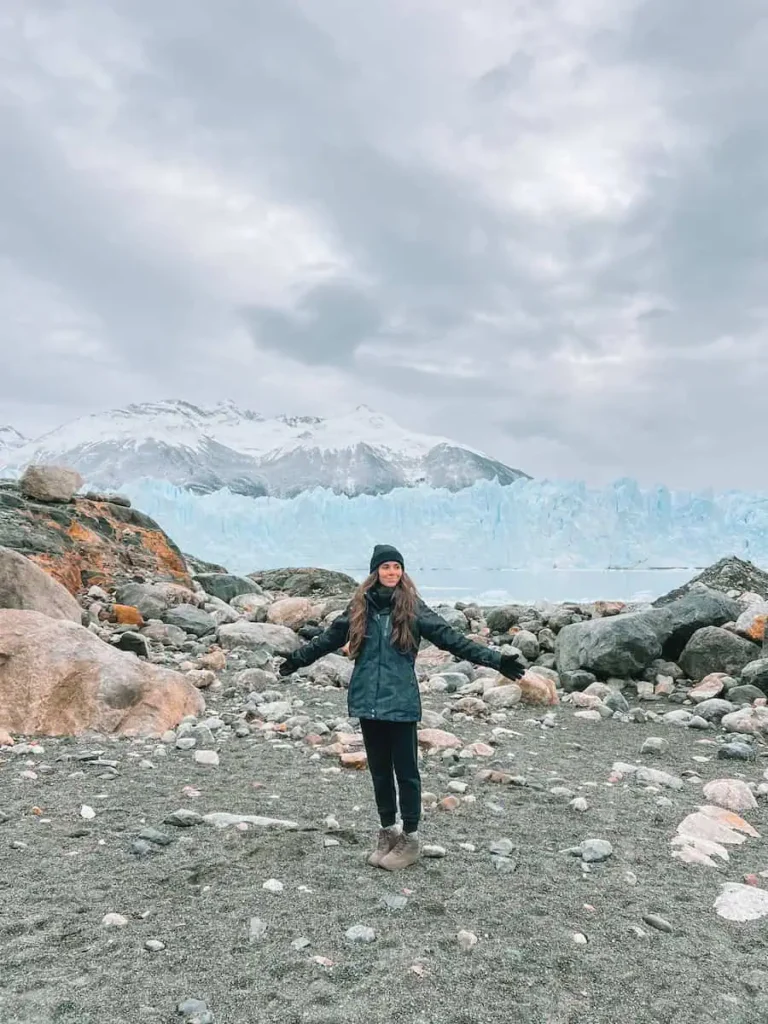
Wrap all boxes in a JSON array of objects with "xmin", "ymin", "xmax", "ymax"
[{"xmin": 377, "ymin": 561, "xmax": 403, "ymax": 588}]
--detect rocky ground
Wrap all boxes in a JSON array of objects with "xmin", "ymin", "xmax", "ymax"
[
  {"xmin": 3, "ymin": 669, "xmax": 768, "ymax": 1024},
  {"xmin": 4, "ymin": 474, "xmax": 768, "ymax": 1023}
]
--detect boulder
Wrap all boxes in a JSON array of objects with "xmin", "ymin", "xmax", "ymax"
[
  {"xmin": 727, "ymin": 684, "xmax": 765, "ymax": 704},
  {"xmin": 433, "ymin": 605, "xmax": 470, "ymax": 633},
  {"xmin": 734, "ymin": 602, "xmax": 768, "ymax": 643},
  {"xmin": 229, "ymin": 593, "xmax": 270, "ymax": 618},
  {"xmin": 689, "ymin": 674, "xmax": 728, "ymax": 703},
  {"xmin": 483, "ymin": 683, "xmax": 523, "ymax": 708},
  {"xmin": 217, "ymin": 620, "xmax": 301, "ymax": 655},
  {"xmin": 20, "ymin": 465, "xmax": 83, "ymax": 503},
  {"xmin": 679, "ymin": 628, "xmax": 760, "ymax": 682},
  {"xmin": 0, "ymin": 547, "xmax": 82, "ymax": 623},
  {"xmin": 0, "ymin": 482, "xmax": 190, "ymax": 593},
  {"xmin": 512, "ymin": 629, "xmax": 540, "ymax": 661},
  {"xmin": 0, "ymin": 610, "xmax": 203, "ymax": 737},
  {"xmin": 247, "ymin": 567, "xmax": 358, "ymax": 598},
  {"xmin": 559, "ymin": 669, "xmax": 597, "ymax": 693},
  {"xmin": 115, "ymin": 582, "xmax": 198, "ymax": 620},
  {"xmin": 655, "ymin": 587, "xmax": 742, "ymax": 660},
  {"xmin": 694, "ymin": 698, "xmax": 737, "ymax": 722},
  {"xmin": 722, "ymin": 706, "xmax": 768, "ymax": 736},
  {"xmin": 266, "ymin": 597, "xmax": 318, "ymax": 630},
  {"xmin": 301, "ymin": 654, "xmax": 354, "ymax": 688},
  {"xmin": 162, "ymin": 604, "xmax": 217, "ymax": 638},
  {"xmin": 555, "ymin": 612, "xmax": 663, "ymax": 679},
  {"xmin": 654, "ymin": 557, "xmax": 768, "ymax": 604},
  {"xmin": 485, "ymin": 605, "xmax": 528, "ymax": 633},
  {"xmin": 141, "ymin": 620, "xmax": 187, "ymax": 646},
  {"xmin": 740, "ymin": 659, "xmax": 768, "ymax": 695},
  {"xmin": 194, "ymin": 573, "xmax": 263, "ymax": 603},
  {"xmin": 555, "ymin": 587, "xmax": 742, "ymax": 679}
]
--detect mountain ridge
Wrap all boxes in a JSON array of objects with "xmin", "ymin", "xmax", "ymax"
[{"xmin": 0, "ymin": 399, "xmax": 528, "ymax": 498}]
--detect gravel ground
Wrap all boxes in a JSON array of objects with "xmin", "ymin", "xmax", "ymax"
[{"xmin": 3, "ymin": 679, "xmax": 768, "ymax": 1024}]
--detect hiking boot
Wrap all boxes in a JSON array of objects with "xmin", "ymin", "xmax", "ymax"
[
  {"xmin": 367, "ymin": 826, "xmax": 399, "ymax": 867},
  {"xmin": 379, "ymin": 831, "xmax": 420, "ymax": 871}
]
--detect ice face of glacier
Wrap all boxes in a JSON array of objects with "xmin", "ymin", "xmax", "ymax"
[
  {"xmin": 0, "ymin": 426, "xmax": 25, "ymax": 454},
  {"xmin": 121, "ymin": 475, "xmax": 768, "ymax": 577}
]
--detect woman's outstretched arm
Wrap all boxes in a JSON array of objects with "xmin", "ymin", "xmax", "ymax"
[
  {"xmin": 416, "ymin": 602, "xmax": 525, "ymax": 679},
  {"xmin": 278, "ymin": 608, "xmax": 351, "ymax": 675}
]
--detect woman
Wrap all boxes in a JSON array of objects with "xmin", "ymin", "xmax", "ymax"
[{"xmin": 278, "ymin": 544, "xmax": 525, "ymax": 871}]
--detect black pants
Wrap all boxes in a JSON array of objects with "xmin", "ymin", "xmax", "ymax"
[{"xmin": 359, "ymin": 719, "xmax": 421, "ymax": 833}]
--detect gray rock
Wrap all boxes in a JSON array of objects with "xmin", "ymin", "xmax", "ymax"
[
  {"xmin": 218, "ymin": 620, "xmax": 301, "ymax": 655},
  {"xmin": 162, "ymin": 604, "xmax": 217, "ymax": 638},
  {"xmin": 140, "ymin": 620, "xmax": 187, "ymax": 646},
  {"xmin": 556, "ymin": 613, "xmax": 664, "ymax": 678},
  {"xmin": 556, "ymin": 588, "xmax": 742, "ymax": 679},
  {"xmin": 741, "ymin": 658, "xmax": 768, "ymax": 695},
  {"xmin": 560, "ymin": 670, "xmax": 597, "ymax": 693},
  {"xmin": 380, "ymin": 894, "xmax": 408, "ymax": 910},
  {"xmin": 642, "ymin": 913, "xmax": 674, "ymax": 933},
  {"xmin": 580, "ymin": 839, "xmax": 613, "ymax": 862},
  {"xmin": 115, "ymin": 584, "xmax": 171, "ymax": 620},
  {"xmin": 113, "ymin": 631, "xmax": 150, "ymax": 658},
  {"xmin": 662, "ymin": 709, "xmax": 693, "ymax": 727},
  {"xmin": 679, "ymin": 627, "xmax": 759, "ymax": 681},
  {"xmin": 194, "ymin": 573, "xmax": 263, "ymax": 603},
  {"xmin": 718, "ymin": 742, "xmax": 756, "ymax": 761},
  {"xmin": 232, "ymin": 667, "xmax": 275, "ymax": 692},
  {"xmin": 433, "ymin": 605, "xmax": 469, "ymax": 632},
  {"xmin": 726, "ymin": 684, "xmax": 764, "ymax": 704},
  {"xmin": 605, "ymin": 690, "xmax": 629, "ymax": 713},
  {"xmin": 137, "ymin": 827, "xmax": 172, "ymax": 846},
  {"xmin": 538, "ymin": 627, "xmax": 557, "ymax": 652},
  {"xmin": 643, "ymin": 659, "xmax": 684, "ymax": 682},
  {"xmin": 687, "ymin": 715, "xmax": 710, "ymax": 730},
  {"xmin": 345, "ymin": 924, "xmax": 376, "ymax": 943},
  {"xmin": 640, "ymin": 737, "xmax": 668, "ymax": 755},
  {"xmin": 164, "ymin": 809, "xmax": 204, "ymax": 827},
  {"xmin": 486, "ymin": 605, "xmax": 528, "ymax": 632},
  {"xmin": 694, "ymin": 698, "xmax": 737, "ymax": 722},
  {"xmin": 513, "ymin": 630, "xmax": 540, "ymax": 661}
]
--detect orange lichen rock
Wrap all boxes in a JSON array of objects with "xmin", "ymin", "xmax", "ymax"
[{"xmin": 0, "ymin": 483, "xmax": 191, "ymax": 595}]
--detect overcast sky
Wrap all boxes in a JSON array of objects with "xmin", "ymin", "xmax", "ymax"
[{"xmin": 1, "ymin": 0, "xmax": 766, "ymax": 489}]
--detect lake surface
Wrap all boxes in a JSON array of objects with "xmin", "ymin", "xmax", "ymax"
[{"xmin": 338, "ymin": 567, "xmax": 696, "ymax": 605}]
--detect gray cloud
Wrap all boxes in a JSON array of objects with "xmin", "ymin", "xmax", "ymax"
[{"xmin": 0, "ymin": 0, "xmax": 766, "ymax": 488}]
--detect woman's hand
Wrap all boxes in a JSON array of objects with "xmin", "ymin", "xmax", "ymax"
[
  {"xmin": 340, "ymin": 642, "xmax": 351, "ymax": 657},
  {"xmin": 499, "ymin": 652, "xmax": 526, "ymax": 681}
]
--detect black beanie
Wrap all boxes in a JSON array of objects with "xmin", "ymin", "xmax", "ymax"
[{"xmin": 369, "ymin": 544, "xmax": 405, "ymax": 575}]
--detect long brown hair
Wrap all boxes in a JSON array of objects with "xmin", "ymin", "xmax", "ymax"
[{"xmin": 347, "ymin": 571, "xmax": 420, "ymax": 658}]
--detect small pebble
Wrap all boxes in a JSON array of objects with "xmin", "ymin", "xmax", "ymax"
[
  {"xmin": 194, "ymin": 750, "xmax": 219, "ymax": 767},
  {"xmin": 144, "ymin": 939, "xmax": 165, "ymax": 952},
  {"xmin": 263, "ymin": 879, "xmax": 284, "ymax": 893},
  {"xmin": 101, "ymin": 913, "xmax": 128, "ymax": 928},
  {"xmin": 422, "ymin": 844, "xmax": 447, "ymax": 859},
  {"xmin": 642, "ymin": 913, "xmax": 673, "ymax": 933},
  {"xmin": 457, "ymin": 929, "xmax": 478, "ymax": 951},
  {"xmin": 345, "ymin": 924, "xmax": 376, "ymax": 943},
  {"xmin": 572, "ymin": 932, "xmax": 588, "ymax": 945}
]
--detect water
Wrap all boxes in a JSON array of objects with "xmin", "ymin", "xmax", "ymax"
[{"xmin": 337, "ymin": 567, "xmax": 696, "ymax": 605}]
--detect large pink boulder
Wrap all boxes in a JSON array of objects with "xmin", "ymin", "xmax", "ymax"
[
  {"xmin": 0, "ymin": 546, "xmax": 82, "ymax": 623},
  {"xmin": 0, "ymin": 610, "xmax": 204, "ymax": 737}
]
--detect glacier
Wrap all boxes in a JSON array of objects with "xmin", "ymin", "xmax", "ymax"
[{"xmin": 123, "ymin": 476, "xmax": 768, "ymax": 588}]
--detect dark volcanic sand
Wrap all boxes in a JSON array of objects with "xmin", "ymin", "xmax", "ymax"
[{"xmin": 2, "ymin": 680, "xmax": 768, "ymax": 1024}]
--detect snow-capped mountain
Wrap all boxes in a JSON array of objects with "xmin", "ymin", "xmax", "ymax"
[
  {"xmin": 0, "ymin": 426, "xmax": 25, "ymax": 453},
  {"xmin": 0, "ymin": 400, "xmax": 528, "ymax": 497}
]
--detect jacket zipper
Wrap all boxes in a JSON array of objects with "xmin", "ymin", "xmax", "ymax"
[{"xmin": 372, "ymin": 610, "xmax": 390, "ymax": 718}]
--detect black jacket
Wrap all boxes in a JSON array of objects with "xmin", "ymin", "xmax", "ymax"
[{"xmin": 285, "ymin": 591, "xmax": 502, "ymax": 722}]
